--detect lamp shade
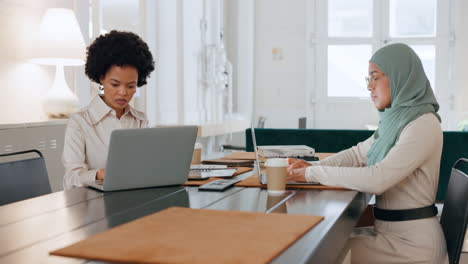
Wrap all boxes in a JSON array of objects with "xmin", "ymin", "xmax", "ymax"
[{"xmin": 30, "ymin": 8, "xmax": 86, "ymax": 66}]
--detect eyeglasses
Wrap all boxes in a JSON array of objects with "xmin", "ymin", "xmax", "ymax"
[{"xmin": 365, "ymin": 73, "xmax": 385, "ymax": 88}]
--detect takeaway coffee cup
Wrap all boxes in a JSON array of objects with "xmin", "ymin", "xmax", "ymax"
[
  {"xmin": 265, "ymin": 158, "xmax": 288, "ymax": 195},
  {"xmin": 191, "ymin": 142, "xmax": 202, "ymax": 165}
]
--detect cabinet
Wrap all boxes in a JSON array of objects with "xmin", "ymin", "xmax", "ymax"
[{"xmin": 0, "ymin": 120, "xmax": 67, "ymax": 192}]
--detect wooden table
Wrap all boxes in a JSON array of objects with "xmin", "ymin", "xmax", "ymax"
[{"xmin": 0, "ymin": 170, "xmax": 370, "ymax": 264}]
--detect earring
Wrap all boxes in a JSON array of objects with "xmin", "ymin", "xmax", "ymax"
[{"xmin": 99, "ymin": 84, "xmax": 104, "ymax": 91}]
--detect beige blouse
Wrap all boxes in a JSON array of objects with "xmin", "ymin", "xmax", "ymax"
[
  {"xmin": 305, "ymin": 113, "xmax": 447, "ymax": 263},
  {"xmin": 305, "ymin": 113, "xmax": 442, "ymax": 210},
  {"xmin": 62, "ymin": 95, "xmax": 148, "ymax": 189}
]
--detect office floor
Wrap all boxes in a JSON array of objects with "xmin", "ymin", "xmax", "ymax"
[
  {"xmin": 461, "ymin": 253, "xmax": 468, "ymax": 263},
  {"xmin": 463, "ymin": 234, "xmax": 468, "ymax": 263}
]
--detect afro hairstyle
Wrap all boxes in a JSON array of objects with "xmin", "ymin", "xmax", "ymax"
[{"xmin": 85, "ymin": 30, "xmax": 155, "ymax": 87}]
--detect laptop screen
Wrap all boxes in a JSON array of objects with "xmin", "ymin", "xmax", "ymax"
[
  {"xmin": 251, "ymin": 124, "xmax": 263, "ymax": 181},
  {"xmin": 250, "ymin": 124, "xmax": 319, "ymax": 185}
]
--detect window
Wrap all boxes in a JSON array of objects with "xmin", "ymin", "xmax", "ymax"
[
  {"xmin": 389, "ymin": 0, "xmax": 437, "ymax": 37},
  {"xmin": 327, "ymin": 45, "xmax": 372, "ymax": 97},
  {"xmin": 316, "ymin": 0, "xmax": 448, "ymax": 98},
  {"xmin": 328, "ymin": 0, "xmax": 373, "ymax": 38},
  {"xmin": 308, "ymin": 0, "xmax": 453, "ymax": 129}
]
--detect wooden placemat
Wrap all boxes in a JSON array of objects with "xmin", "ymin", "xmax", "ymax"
[
  {"xmin": 235, "ymin": 175, "xmax": 348, "ymax": 190},
  {"xmin": 50, "ymin": 207, "xmax": 323, "ymax": 264},
  {"xmin": 222, "ymin": 152, "xmax": 256, "ymax": 160},
  {"xmin": 183, "ymin": 167, "xmax": 252, "ymax": 186}
]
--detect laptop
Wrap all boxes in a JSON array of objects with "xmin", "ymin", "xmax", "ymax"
[
  {"xmin": 251, "ymin": 124, "xmax": 319, "ymax": 185},
  {"xmin": 85, "ymin": 126, "xmax": 198, "ymax": 191}
]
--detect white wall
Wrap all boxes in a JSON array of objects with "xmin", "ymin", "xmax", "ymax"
[
  {"xmin": 221, "ymin": 0, "xmax": 255, "ymax": 148},
  {"xmin": 0, "ymin": 0, "xmax": 78, "ymax": 124},
  {"xmin": 101, "ymin": 0, "xmax": 140, "ymax": 34},
  {"xmin": 253, "ymin": 0, "xmax": 468, "ymax": 130},
  {"xmin": 452, "ymin": 0, "xmax": 468, "ymax": 127},
  {"xmin": 182, "ymin": 0, "xmax": 204, "ymax": 124},
  {"xmin": 5, "ymin": 1, "xmax": 465, "ymax": 130},
  {"xmin": 225, "ymin": 0, "xmax": 255, "ymax": 122},
  {"xmin": 254, "ymin": 0, "xmax": 307, "ymax": 129},
  {"xmin": 153, "ymin": 0, "xmax": 182, "ymax": 124}
]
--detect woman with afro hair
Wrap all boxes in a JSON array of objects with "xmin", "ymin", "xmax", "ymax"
[{"xmin": 62, "ymin": 30, "xmax": 155, "ymax": 189}]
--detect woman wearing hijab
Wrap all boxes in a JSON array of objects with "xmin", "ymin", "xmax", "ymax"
[{"xmin": 287, "ymin": 43, "xmax": 448, "ymax": 263}]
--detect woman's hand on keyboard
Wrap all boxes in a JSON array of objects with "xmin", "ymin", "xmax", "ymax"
[
  {"xmin": 96, "ymin": 168, "xmax": 106, "ymax": 181},
  {"xmin": 287, "ymin": 158, "xmax": 312, "ymax": 170}
]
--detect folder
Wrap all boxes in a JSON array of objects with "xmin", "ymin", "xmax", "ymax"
[
  {"xmin": 201, "ymin": 158, "xmax": 254, "ymax": 167},
  {"xmin": 51, "ymin": 207, "xmax": 324, "ymax": 264}
]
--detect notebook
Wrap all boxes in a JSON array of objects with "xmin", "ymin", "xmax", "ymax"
[
  {"xmin": 201, "ymin": 159, "xmax": 254, "ymax": 167},
  {"xmin": 188, "ymin": 165, "xmax": 237, "ymax": 179},
  {"xmin": 50, "ymin": 207, "xmax": 324, "ymax": 264}
]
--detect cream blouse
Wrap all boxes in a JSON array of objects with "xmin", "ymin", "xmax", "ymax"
[
  {"xmin": 305, "ymin": 113, "xmax": 442, "ymax": 210},
  {"xmin": 62, "ymin": 95, "xmax": 148, "ymax": 189}
]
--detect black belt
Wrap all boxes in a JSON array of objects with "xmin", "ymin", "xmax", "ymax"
[{"xmin": 373, "ymin": 204, "xmax": 438, "ymax": 222}]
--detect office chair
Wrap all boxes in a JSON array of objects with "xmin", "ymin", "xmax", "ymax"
[
  {"xmin": 0, "ymin": 149, "xmax": 51, "ymax": 206},
  {"xmin": 257, "ymin": 116, "xmax": 266, "ymax": 129},
  {"xmin": 440, "ymin": 158, "xmax": 468, "ymax": 264},
  {"xmin": 298, "ymin": 117, "xmax": 307, "ymax": 129}
]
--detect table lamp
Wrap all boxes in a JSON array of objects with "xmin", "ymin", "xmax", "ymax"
[{"xmin": 30, "ymin": 8, "xmax": 86, "ymax": 118}]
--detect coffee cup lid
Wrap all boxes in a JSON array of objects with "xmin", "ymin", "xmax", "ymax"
[{"xmin": 265, "ymin": 158, "xmax": 288, "ymax": 167}]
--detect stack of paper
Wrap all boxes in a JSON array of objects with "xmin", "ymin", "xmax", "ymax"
[
  {"xmin": 257, "ymin": 145, "xmax": 315, "ymax": 158},
  {"xmin": 189, "ymin": 164, "xmax": 237, "ymax": 178},
  {"xmin": 190, "ymin": 164, "xmax": 228, "ymax": 170}
]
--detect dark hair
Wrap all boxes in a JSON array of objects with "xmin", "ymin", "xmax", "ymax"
[{"xmin": 85, "ymin": 30, "xmax": 155, "ymax": 87}]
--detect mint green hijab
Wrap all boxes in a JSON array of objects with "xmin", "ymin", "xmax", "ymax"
[{"xmin": 366, "ymin": 43, "xmax": 441, "ymax": 166}]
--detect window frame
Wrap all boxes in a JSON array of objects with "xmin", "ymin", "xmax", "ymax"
[
  {"xmin": 306, "ymin": 0, "xmax": 454, "ymax": 103},
  {"xmin": 307, "ymin": 0, "xmax": 454, "ymax": 128}
]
